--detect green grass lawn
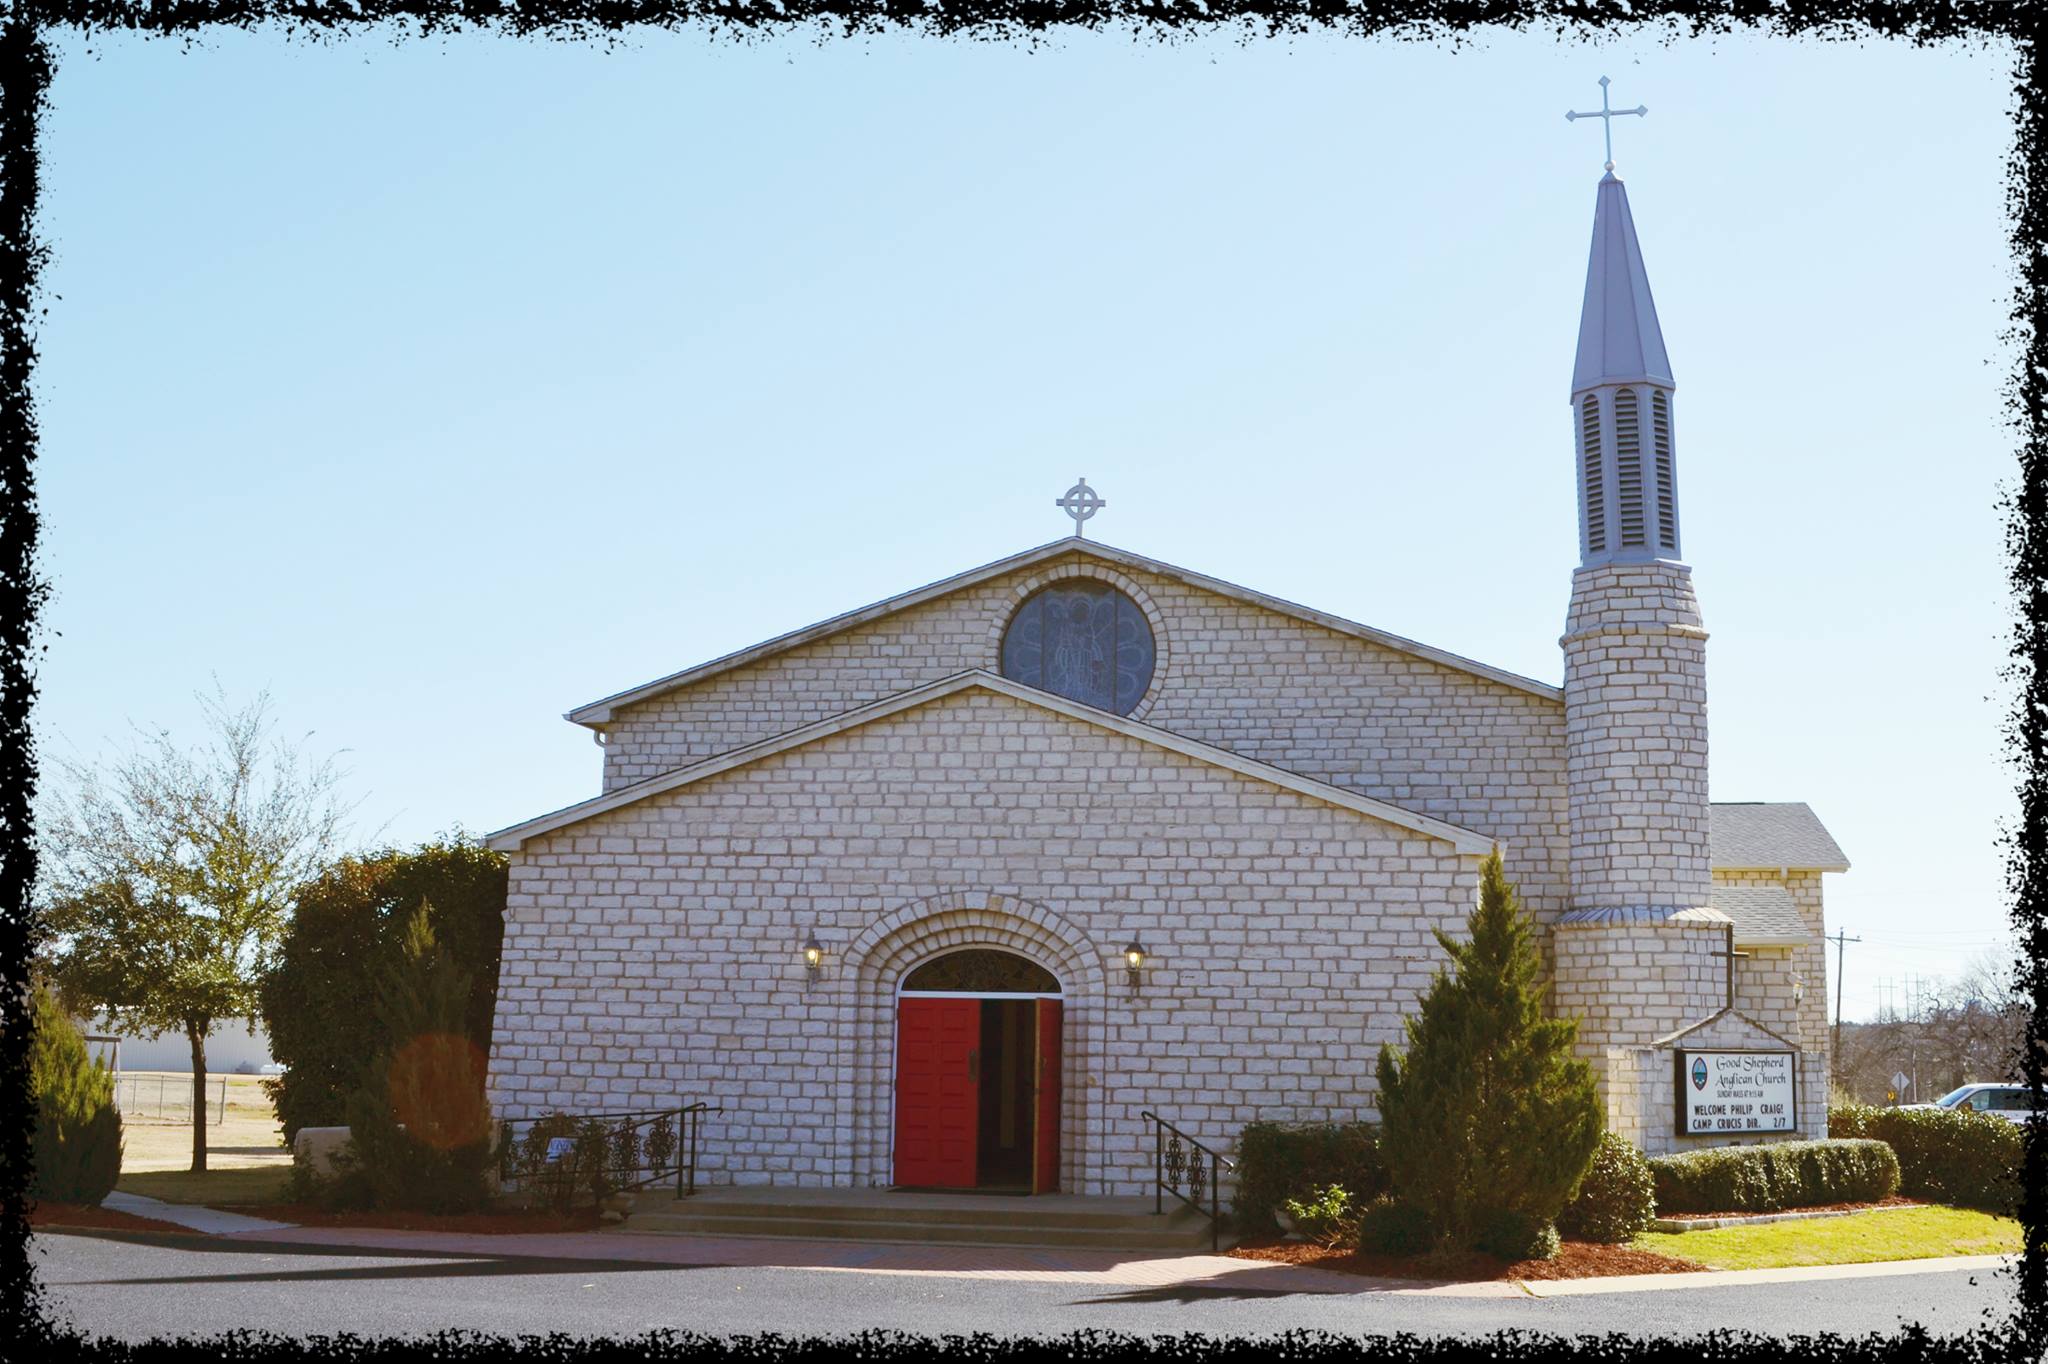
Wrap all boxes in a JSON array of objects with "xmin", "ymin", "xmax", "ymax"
[
  {"xmin": 117, "ymin": 1164, "xmax": 294, "ymax": 1206},
  {"xmin": 1630, "ymin": 1206, "xmax": 2021, "ymax": 1271}
]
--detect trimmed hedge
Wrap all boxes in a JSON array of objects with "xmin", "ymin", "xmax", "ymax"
[
  {"xmin": 1234, "ymin": 1121, "xmax": 1389, "ymax": 1234},
  {"xmin": 1649, "ymin": 1138, "xmax": 1899, "ymax": 1214},
  {"xmin": 1828, "ymin": 1103, "xmax": 2020, "ymax": 1212},
  {"xmin": 1558, "ymin": 1131, "xmax": 1657, "ymax": 1243}
]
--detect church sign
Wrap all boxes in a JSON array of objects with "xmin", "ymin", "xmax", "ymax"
[{"xmin": 1674, "ymin": 1049, "xmax": 1797, "ymax": 1137}]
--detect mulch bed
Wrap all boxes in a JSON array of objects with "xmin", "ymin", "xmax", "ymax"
[
  {"xmin": 30, "ymin": 1202, "xmax": 192, "ymax": 1235},
  {"xmin": 1655, "ymin": 1196, "xmax": 1924, "ymax": 1222},
  {"xmin": 238, "ymin": 1204, "xmax": 607, "ymax": 1235},
  {"xmin": 1230, "ymin": 1237, "xmax": 1708, "ymax": 1281}
]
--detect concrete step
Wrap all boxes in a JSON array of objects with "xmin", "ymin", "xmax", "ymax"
[
  {"xmin": 619, "ymin": 1211, "xmax": 1215, "ymax": 1250},
  {"xmin": 618, "ymin": 1189, "xmax": 1221, "ymax": 1250},
  {"xmin": 629, "ymin": 1193, "xmax": 1195, "ymax": 1230}
]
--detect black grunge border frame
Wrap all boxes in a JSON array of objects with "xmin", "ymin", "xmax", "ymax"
[{"xmin": 2, "ymin": 2, "xmax": 2042, "ymax": 1360}]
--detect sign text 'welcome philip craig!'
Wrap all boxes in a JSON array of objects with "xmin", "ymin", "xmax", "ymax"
[{"xmin": 1675, "ymin": 1049, "xmax": 1796, "ymax": 1136}]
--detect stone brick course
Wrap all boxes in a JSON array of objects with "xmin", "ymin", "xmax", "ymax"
[
  {"xmin": 594, "ymin": 552, "xmax": 1570, "ymax": 923},
  {"xmin": 488, "ymin": 688, "xmax": 1482, "ymax": 1194},
  {"xmin": 1560, "ymin": 562, "xmax": 1711, "ymax": 912},
  {"xmin": 497, "ymin": 544, "xmax": 1837, "ymax": 1178}
]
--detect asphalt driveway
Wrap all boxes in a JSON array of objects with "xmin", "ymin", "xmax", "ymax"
[{"xmin": 30, "ymin": 1228, "xmax": 2025, "ymax": 1345}]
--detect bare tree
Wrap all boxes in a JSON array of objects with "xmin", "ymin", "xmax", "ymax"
[
  {"xmin": 38, "ymin": 685, "xmax": 355, "ymax": 1173},
  {"xmin": 1923, "ymin": 949, "xmax": 2028, "ymax": 1088},
  {"xmin": 1832, "ymin": 947, "xmax": 2028, "ymax": 1108}
]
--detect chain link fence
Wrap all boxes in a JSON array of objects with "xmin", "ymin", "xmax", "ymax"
[{"xmin": 111, "ymin": 1072, "xmax": 229, "ymax": 1126}]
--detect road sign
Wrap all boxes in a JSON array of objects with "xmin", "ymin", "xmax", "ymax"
[{"xmin": 1892, "ymin": 1071, "xmax": 1909, "ymax": 1093}]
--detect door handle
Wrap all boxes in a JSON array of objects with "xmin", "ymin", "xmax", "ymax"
[{"xmin": 967, "ymin": 1048, "xmax": 979, "ymax": 1082}]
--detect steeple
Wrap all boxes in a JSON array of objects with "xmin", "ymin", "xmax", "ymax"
[
  {"xmin": 1570, "ymin": 171, "xmax": 1682, "ymax": 567},
  {"xmin": 1573, "ymin": 173, "xmax": 1673, "ymax": 394}
]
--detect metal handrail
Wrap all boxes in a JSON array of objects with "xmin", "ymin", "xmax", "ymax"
[
  {"xmin": 499, "ymin": 1101, "xmax": 720, "ymax": 1206},
  {"xmin": 1140, "ymin": 1110, "xmax": 1235, "ymax": 1253}
]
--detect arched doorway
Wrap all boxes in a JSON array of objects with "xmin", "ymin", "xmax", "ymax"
[{"xmin": 894, "ymin": 949, "xmax": 1062, "ymax": 1193}]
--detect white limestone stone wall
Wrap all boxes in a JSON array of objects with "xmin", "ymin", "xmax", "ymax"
[
  {"xmin": 488, "ymin": 688, "xmax": 1482, "ymax": 1195},
  {"xmin": 1560, "ymin": 562, "xmax": 1711, "ymax": 912},
  {"xmin": 1716, "ymin": 868, "xmax": 1832, "ymax": 1089},
  {"xmin": 1553, "ymin": 918, "xmax": 1723, "ymax": 1104},
  {"xmin": 594, "ymin": 552, "xmax": 1570, "ymax": 920},
  {"xmin": 1603, "ymin": 1010, "xmax": 1827, "ymax": 1154}
]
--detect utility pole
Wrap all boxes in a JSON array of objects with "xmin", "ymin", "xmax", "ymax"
[
  {"xmin": 1829, "ymin": 930, "xmax": 1860, "ymax": 1066},
  {"xmin": 1907, "ymin": 973, "xmax": 1922, "ymax": 1102}
]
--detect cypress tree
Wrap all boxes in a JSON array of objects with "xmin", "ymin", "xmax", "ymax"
[
  {"xmin": 28, "ymin": 985, "xmax": 124, "ymax": 1205},
  {"xmin": 333, "ymin": 901, "xmax": 496, "ymax": 1212},
  {"xmin": 1375, "ymin": 849, "xmax": 1604, "ymax": 1255}
]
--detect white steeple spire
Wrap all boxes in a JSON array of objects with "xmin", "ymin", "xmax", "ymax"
[
  {"xmin": 1573, "ymin": 172, "xmax": 1675, "ymax": 395},
  {"xmin": 1570, "ymin": 171, "xmax": 1682, "ymax": 566}
]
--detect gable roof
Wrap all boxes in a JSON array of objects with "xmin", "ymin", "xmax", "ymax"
[
  {"xmin": 1652, "ymin": 1007, "xmax": 1799, "ymax": 1052},
  {"xmin": 492, "ymin": 669, "xmax": 1499, "ymax": 855},
  {"xmin": 1708, "ymin": 884, "xmax": 1810, "ymax": 947},
  {"xmin": 565, "ymin": 537, "xmax": 1561, "ymax": 726},
  {"xmin": 1709, "ymin": 803, "xmax": 1850, "ymax": 873}
]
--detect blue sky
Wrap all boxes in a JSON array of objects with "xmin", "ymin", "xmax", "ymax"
[{"xmin": 34, "ymin": 23, "xmax": 2019, "ymax": 1023}]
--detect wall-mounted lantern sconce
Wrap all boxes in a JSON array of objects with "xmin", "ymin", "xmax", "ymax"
[
  {"xmin": 803, "ymin": 931, "xmax": 824, "ymax": 983},
  {"xmin": 1124, "ymin": 939, "xmax": 1147, "ymax": 991},
  {"xmin": 1792, "ymin": 973, "xmax": 1805, "ymax": 1010}
]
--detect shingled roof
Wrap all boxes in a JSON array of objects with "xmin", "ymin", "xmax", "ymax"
[
  {"xmin": 1708, "ymin": 884, "xmax": 1811, "ymax": 946},
  {"xmin": 1709, "ymin": 803, "xmax": 1849, "ymax": 873}
]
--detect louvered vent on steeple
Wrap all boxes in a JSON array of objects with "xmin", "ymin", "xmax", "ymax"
[
  {"xmin": 1652, "ymin": 390, "xmax": 1677, "ymax": 552},
  {"xmin": 1581, "ymin": 394, "xmax": 1605, "ymax": 554},
  {"xmin": 1615, "ymin": 388, "xmax": 1644, "ymax": 548},
  {"xmin": 1571, "ymin": 170, "xmax": 1682, "ymax": 568}
]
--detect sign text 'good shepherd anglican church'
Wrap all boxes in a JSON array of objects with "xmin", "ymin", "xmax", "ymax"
[{"xmin": 1674, "ymin": 1049, "xmax": 1797, "ymax": 1136}]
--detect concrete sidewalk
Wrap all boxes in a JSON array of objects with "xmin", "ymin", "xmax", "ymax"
[
  {"xmin": 103, "ymin": 1191, "xmax": 296, "ymax": 1236},
  {"xmin": 196, "ymin": 1222, "xmax": 2016, "ymax": 1300}
]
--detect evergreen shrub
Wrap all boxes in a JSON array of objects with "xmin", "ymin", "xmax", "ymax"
[
  {"xmin": 1558, "ymin": 1131, "xmax": 1657, "ymax": 1243},
  {"xmin": 1355, "ymin": 1198, "xmax": 1434, "ymax": 1256},
  {"xmin": 1233, "ymin": 1121, "xmax": 1387, "ymax": 1234},
  {"xmin": 261, "ymin": 839, "xmax": 507, "ymax": 1144},
  {"xmin": 1374, "ymin": 849, "xmax": 1602, "ymax": 1251},
  {"xmin": 1648, "ymin": 1138, "xmax": 1898, "ymax": 1214},
  {"xmin": 1474, "ymin": 1207, "xmax": 1560, "ymax": 1261},
  {"xmin": 1828, "ymin": 1103, "xmax": 2019, "ymax": 1212},
  {"xmin": 28, "ymin": 986, "xmax": 123, "ymax": 1205},
  {"xmin": 309, "ymin": 903, "xmax": 500, "ymax": 1214}
]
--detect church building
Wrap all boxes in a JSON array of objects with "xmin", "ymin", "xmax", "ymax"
[{"xmin": 484, "ymin": 155, "xmax": 1848, "ymax": 1195}]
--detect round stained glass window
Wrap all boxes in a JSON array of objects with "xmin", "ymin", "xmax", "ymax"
[{"xmin": 999, "ymin": 579, "xmax": 1155, "ymax": 716}]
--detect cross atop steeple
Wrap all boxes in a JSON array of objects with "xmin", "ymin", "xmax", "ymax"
[{"xmin": 1565, "ymin": 76, "xmax": 1647, "ymax": 174}]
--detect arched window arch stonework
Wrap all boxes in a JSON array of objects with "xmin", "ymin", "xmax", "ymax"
[
  {"xmin": 837, "ymin": 892, "xmax": 1109, "ymax": 1192},
  {"xmin": 985, "ymin": 565, "xmax": 1169, "ymax": 722}
]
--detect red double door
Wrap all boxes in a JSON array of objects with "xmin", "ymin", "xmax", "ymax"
[{"xmin": 893, "ymin": 997, "xmax": 1061, "ymax": 1192}]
